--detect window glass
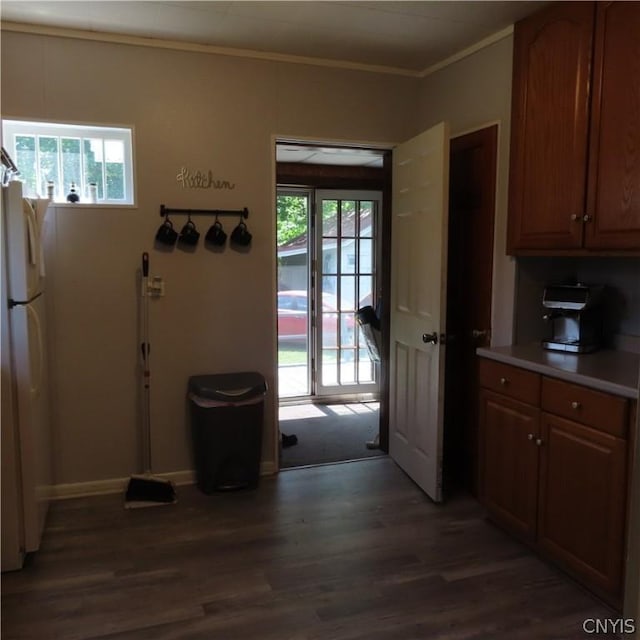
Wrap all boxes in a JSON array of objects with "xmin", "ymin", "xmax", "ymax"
[{"xmin": 2, "ymin": 120, "xmax": 135, "ymax": 205}]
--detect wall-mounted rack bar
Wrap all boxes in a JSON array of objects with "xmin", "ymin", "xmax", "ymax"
[{"xmin": 160, "ymin": 205, "xmax": 249, "ymax": 219}]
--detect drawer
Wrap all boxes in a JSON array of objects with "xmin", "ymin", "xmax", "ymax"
[
  {"xmin": 479, "ymin": 358, "xmax": 540, "ymax": 405},
  {"xmin": 541, "ymin": 377, "xmax": 628, "ymax": 438}
]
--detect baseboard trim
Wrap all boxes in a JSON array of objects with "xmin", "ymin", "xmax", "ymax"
[{"xmin": 51, "ymin": 462, "xmax": 277, "ymax": 500}]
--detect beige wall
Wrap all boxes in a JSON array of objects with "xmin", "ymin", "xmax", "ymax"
[
  {"xmin": 416, "ymin": 36, "xmax": 516, "ymax": 346},
  {"xmin": 1, "ymin": 31, "xmax": 418, "ymax": 486}
]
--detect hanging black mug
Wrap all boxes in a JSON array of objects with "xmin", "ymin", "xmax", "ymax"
[
  {"xmin": 206, "ymin": 219, "xmax": 227, "ymax": 246},
  {"xmin": 231, "ymin": 221, "xmax": 252, "ymax": 247},
  {"xmin": 179, "ymin": 219, "xmax": 200, "ymax": 246},
  {"xmin": 156, "ymin": 218, "xmax": 178, "ymax": 246}
]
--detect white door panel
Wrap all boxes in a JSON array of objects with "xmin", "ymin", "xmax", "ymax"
[{"xmin": 389, "ymin": 122, "xmax": 449, "ymax": 502}]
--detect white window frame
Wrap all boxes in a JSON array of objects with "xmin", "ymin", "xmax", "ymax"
[{"xmin": 2, "ymin": 119, "xmax": 136, "ymax": 206}]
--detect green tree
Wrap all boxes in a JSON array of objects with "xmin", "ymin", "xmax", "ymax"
[{"xmin": 276, "ymin": 195, "xmax": 308, "ymax": 246}]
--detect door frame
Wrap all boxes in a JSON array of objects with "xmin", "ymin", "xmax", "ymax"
[
  {"xmin": 444, "ymin": 123, "xmax": 498, "ymax": 494},
  {"xmin": 271, "ymin": 127, "xmax": 500, "ymax": 474},
  {"xmin": 273, "ymin": 136, "xmax": 393, "ymax": 470}
]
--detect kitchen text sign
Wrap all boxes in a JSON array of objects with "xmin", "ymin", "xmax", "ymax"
[{"xmin": 176, "ymin": 167, "xmax": 235, "ymax": 190}]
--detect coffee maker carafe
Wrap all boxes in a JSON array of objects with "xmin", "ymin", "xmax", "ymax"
[{"xmin": 542, "ymin": 284, "xmax": 604, "ymax": 353}]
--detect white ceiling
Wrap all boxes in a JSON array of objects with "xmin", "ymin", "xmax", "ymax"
[
  {"xmin": 1, "ymin": 1, "xmax": 548, "ymax": 74},
  {"xmin": 1, "ymin": 0, "xmax": 548, "ymax": 166}
]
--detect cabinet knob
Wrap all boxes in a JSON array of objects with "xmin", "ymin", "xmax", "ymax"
[
  {"xmin": 571, "ymin": 401, "xmax": 581, "ymax": 410},
  {"xmin": 583, "ymin": 214, "xmax": 592, "ymax": 223},
  {"xmin": 536, "ymin": 438, "xmax": 543, "ymax": 447},
  {"xmin": 527, "ymin": 433, "xmax": 534, "ymax": 441},
  {"xmin": 500, "ymin": 377, "xmax": 508, "ymax": 386},
  {"xmin": 570, "ymin": 213, "xmax": 579, "ymax": 222}
]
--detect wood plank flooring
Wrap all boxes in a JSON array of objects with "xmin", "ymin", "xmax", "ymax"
[{"xmin": 1, "ymin": 458, "xmax": 619, "ymax": 639}]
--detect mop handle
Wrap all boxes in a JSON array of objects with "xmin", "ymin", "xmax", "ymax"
[{"xmin": 141, "ymin": 252, "xmax": 152, "ymax": 474}]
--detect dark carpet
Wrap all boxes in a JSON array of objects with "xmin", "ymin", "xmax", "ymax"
[{"xmin": 279, "ymin": 402, "xmax": 383, "ymax": 468}]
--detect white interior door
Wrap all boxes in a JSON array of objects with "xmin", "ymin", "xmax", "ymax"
[{"xmin": 389, "ymin": 122, "xmax": 450, "ymax": 502}]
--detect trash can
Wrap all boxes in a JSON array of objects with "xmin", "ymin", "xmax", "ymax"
[{"xmin": 188, "ymin": 371, "xmax": 267, "ymax": 493}]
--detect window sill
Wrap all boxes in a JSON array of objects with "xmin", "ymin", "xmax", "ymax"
[{"xmin": 48, "ymin": 202, "xmax": 137, "ymax": 209}]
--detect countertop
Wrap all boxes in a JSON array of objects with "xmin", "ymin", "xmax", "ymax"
[{"xmin": 476, "ymin": 343, "xmax": 640, "ymax": 399}]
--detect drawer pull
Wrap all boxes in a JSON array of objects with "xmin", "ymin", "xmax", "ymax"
[
  {"xmin": 571, "ymin": 401, "xmax": 581, "ymax": 410},
  {"xmin": 500, "ymin": 377, "xmax": 508, "ymax": 386}
]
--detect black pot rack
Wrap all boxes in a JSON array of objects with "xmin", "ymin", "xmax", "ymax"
[{"xmin": 160, "ymin": 204, "xmax": 249, "ymax": 219}]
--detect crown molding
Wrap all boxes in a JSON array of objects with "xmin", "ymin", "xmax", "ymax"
[
  {"xmin": 2, "ymin": 20, "xmax": 514, "ymax": 80},
  {"xmin": 0, "ymin": 21, "xmax": 420, "ymax": 78},
  {"xmin": 419, "ymin": 25, "xmax": 514, "ymax": 78}
]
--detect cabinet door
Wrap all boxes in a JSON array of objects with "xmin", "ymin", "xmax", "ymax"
[
  {"xmin": 507, "ymin": 1, "xmax": 595, "ymax": 252},
  {"xmin": 585, "ymin": 1, "xmax": 640, "ymax": 250},
  {"xmin": 537, "ymin": 413, "xmax": 627, "ymax": 599},
  {"xmin": 479, "ymin": 390, "xmax": 539, "ymax": 541}
]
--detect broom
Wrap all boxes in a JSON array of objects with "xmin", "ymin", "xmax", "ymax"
[{"xmin": 125, "ymin": 252, "xmax": 176, "ymax": 508}]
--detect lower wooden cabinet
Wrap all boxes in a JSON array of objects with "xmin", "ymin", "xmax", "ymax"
[
  {"xmin": 537, "ymin": 412, "xmax": 627, "ymax": 599},
  {"xmin": 479, "ymin": 390, "xmax": 539, "ymax": 541},
  {"xmin": 478, "ymin": 358, "xmax": 633, "ymax": 606}
]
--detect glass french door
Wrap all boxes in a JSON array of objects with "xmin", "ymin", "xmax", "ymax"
[
  {"xmin": 276, "ymin": 189, "xmax": 312, "ymax": 398},
  {"xmin": 314, "ymin": 190, "xmax": 381, "ymax": 396}
]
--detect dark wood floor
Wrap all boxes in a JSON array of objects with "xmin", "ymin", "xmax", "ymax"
[{"xmin": 2, "ymin": 458, "xmax": 618, "ymax": 639}]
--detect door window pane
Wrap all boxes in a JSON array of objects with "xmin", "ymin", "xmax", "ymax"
[
  {"xmin": 359, "ymin": 275, "xmax": 373, "ymax": 308},
  {"xmin": 360, "ymin": 201, "xmax": 374, "ymax": 237},
  {"xmin": 341, "ymin": 200, "xmax": 357, "ymax": 236},
  {"xmin": 358, "ymin": 351, "xmax": 374, "ymax": 382},
  {"xmin": 322, "ymin": 313, "xmax": 338, "ymax": 348},
  {"xmin": 340, "ymin": 276, "xmax": 356, "ymax": 311},
  {"xmin": 359, "ymin": 239, "xmax": 373, "ymax": 273},
  {"xmin": 322, "ymin": 275, "xmax": 337, "ymax": 298},
  {"xmin": 321, "ymin": 351, "xmax": 338, "ymax": 385},
  {"xmin": 322, "ymin": 200, "xmax": 338, "ymax": 236},
  {"xmin": 341, "ymin": 312, "xmax": 355, "ymax": 347},
  {"xmin": 340, "ymin": 351, "xmax": 356, "ymax": 383},
  {"xmin": 340, "ymin": 239, "xmax": 356, "ymax": 274},
  {"xmin": 322, "ymin": 239, "xmax": 337, "ymax": 274}
]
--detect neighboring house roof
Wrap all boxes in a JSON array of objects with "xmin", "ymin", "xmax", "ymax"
[{"xmin": 278, "ymin": 209, "xmax": 372, "ymax": 258}]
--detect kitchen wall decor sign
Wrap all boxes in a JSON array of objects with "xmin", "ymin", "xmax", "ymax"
[{"xmin": 176, "ymin": 167, "xmax": 235, "ymax": 190}]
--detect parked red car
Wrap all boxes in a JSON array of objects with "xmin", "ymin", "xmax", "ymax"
[{"xmin": 278, "ymin": 290, "xmax": 354, "ymax": 345}]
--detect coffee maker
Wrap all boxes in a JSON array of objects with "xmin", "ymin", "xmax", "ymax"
[{"xmin": 542, "ymin": 283, "xmax": 604, "ymax": 353}]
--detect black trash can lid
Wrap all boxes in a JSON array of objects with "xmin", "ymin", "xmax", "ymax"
[{"xmin": 188, "ymin": 371, "xmax": 267, "ymax": 402}]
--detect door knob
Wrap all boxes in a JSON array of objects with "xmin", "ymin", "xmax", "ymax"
[{"xmin": 422, "ymin": 332, "xmax": 438, "ymax": 344}]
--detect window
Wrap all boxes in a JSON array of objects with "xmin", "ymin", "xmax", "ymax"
[{"xmin": 2, "ymin": 119, "xmax": 135, "ymax": 205}]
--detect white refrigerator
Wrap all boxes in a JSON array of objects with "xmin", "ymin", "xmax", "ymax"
[{"xmin": 1, "ymin": 180, "xmax": 53, "ymax": 571}]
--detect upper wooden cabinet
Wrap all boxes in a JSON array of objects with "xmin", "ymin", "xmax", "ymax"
[{"xmin": 507, "ymin": 1, "xmax": 640, "ymax": 254}]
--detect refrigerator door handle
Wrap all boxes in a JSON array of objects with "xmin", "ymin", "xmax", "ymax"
[
  {"xmin": 24, "ymin": 200, "xmax": 38, "ymax": 266},
  {"xmin": 8, "ymin": 291, "xmax": 43, "ymax": 309}
]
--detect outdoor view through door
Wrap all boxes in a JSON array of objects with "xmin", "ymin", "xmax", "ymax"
[{"xmin": 277, "ymin": 189, "xmax": 381, "ymax": 399}]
